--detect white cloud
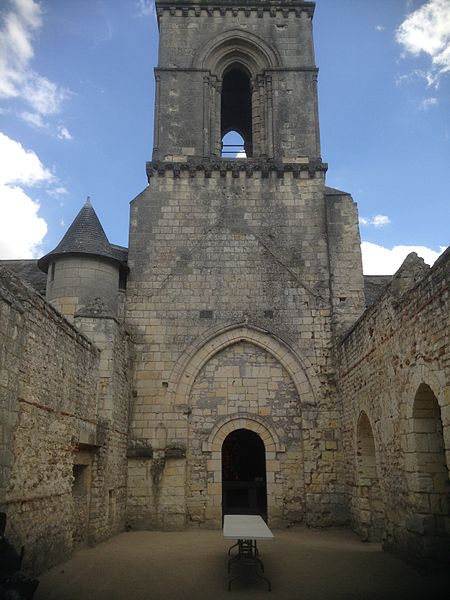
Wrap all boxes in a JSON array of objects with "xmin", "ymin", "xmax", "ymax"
[
  {"xmin": 20, "ymin": 110, "xmax": 44, "ymax": 128},
  {"xmin": 22, "ymin": 73, "xmax": 68, "ymax": 115},
  {"xmin": 0, "ymin": 0, "xmax": 69, "ymax": 118},
  {"xmin": 0, "ymin": 131, "xmax": 51, "ymax": 258},
  {"xmin": 359, "ymin": 214, "xmax": 391, "ymax": 228},
  {"xmin": 0, "ymin": 184, "xmax": 47, "ymax": 258},
  {"xmin": 396, "ymin": 0, "xmax": 450, "ymax": 86},
  {"xmin": 361, "ymin": 241, "xmax": 446, "ymax": 275},
  {"xmin": 46, "ymin": 186, "xmax": 68, "ymax": 198},
  {"xmin": 135, "ymin": 0, "xmax": 155, "ymax": 17},
  {"xmin": 19, "ymin": 112, "xmax": 73, "ymax": 140},
  {"xmin": 375, "ymin": 25, "xmax": 386, "ymax": 32},
  {"xmin": 57, "ymin": 125, "xmax": 72, "ymax": 140},
  {"xmin": 420, "ymin": 96, "xmax": 439, "ymax": 109},
  {"xmin": 0, "ymin": 131, "xmax": 52, "ymax": 185}
]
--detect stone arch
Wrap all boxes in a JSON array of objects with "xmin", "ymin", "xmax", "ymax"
[
  {"xmin": 169, "ymin": 323, "xmax": 319, "ymax": 408},
  {"xmin": 202, "ymin": 415, "xmax": 285, "ymax": 453},
  {"xmin": 202, "ymin": 416, "xmax": 283, "ymax": 526},
  {"xmin": 403, "ymin": 363, "xmax": 446, "ymax": 421},
  {"xmin": 353, "ymin": 411, "xmax": 385, "ymax": 541},
  {"xmin": 193, "ymin": 30, "xmax": 280, "ymax": 158},
  {"xmin": 193, "ymin": 29, "xmax": 281, "ymax": 76},
  {"xmin": 406, "ymin": 383, "xmax": 449, "ymax": 556}
]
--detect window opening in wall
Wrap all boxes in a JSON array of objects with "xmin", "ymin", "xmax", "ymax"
[
  {"xmin": 221, "ymin": 66, "xmax": 253, "ymax": 158},
  {"xmin": 50, "ymin": 262, "xmax": 55, "ymax": 282},
  {"xmin": 222, "ymin": 428, "xmax": 267, "ymax": 521}
]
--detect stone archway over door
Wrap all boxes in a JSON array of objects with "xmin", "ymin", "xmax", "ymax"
[{"xmin": 202, "ymin": 416, "xmax": 284, "ymax": 527}]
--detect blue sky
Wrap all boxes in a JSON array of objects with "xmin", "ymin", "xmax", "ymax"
[{"xmin": 0, "ymin": 0, "xmax": 449, "ymax": 274}]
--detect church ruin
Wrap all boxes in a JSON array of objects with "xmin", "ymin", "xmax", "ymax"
[{"xmin": 1, "ymin": 0, "xmax": 449, "ymax": 573}]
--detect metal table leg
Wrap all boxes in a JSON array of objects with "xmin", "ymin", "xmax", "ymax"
[{"xmin": 227, "ymin": 539, "xmax": 271, "ymax": 592}]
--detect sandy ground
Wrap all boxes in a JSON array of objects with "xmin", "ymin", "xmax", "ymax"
[{"xmin": 35, "ymin": 528, "xmax": 449, "ymax": 600}]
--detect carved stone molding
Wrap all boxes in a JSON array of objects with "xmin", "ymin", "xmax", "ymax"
[
  {"xmin": 146, "ymin": 158, "xmax": 328, "ymax": 180},
  {"xmin": 156, "ymin": 1, "xmax": 315, "ymax": 20}
]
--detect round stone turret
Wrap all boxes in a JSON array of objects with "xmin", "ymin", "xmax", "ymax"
[{"xmin": 38, "ymin": 198, "xmax": 126, "ymax": 321}]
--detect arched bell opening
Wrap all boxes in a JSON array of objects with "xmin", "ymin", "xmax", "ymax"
[
  {"xmin": 221, "ymin": 65, "xmax": 253, "ymax": 158},
  {"xmin": 222, "ymin": 428, "xmax": 267, "ymax": 521}
]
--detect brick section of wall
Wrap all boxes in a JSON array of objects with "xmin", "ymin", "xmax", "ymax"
[{"xmin": 337, "ymin": 250, "xmax": 450, "ymax": 564}]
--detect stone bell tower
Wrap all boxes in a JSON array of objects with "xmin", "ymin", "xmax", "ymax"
[{"xmin": 125, "ymin": 0, "xmax": 365, "ymax": 530}]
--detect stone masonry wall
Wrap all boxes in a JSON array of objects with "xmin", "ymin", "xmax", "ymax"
[
  {"xmin": 325, "ymin": 189, "xmax": 365, "ymax": 336},
  {"xmin": 187, "ymin": 342, "xmax": 303, "ymax": 526},
  {"xmin": 154, "ymin": 6, "xmax": 319, "ymax": 160},
  {"xmin": 0, "ymin": 267, "xmax": 98, "ymax": 572},
  {"xmin": 74, "ymin": 316, "xmax": 131, "ymax": 545},
  {"xmin": 126, "ymin": 169, "xmax": 347, "ymax": 530},
  {"xmin": 0, "ymin": 267, "xmax": 130, "ymax": 573},
  {"xmin": 337, "ymin": 249, "xmax": 450, "ymax": 564},
  {"xmin": 46, "ymin": 255, "xmax": 120, "ymax": 322}
]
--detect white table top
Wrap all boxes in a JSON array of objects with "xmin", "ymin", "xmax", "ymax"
[{"xmin": 223, "ymin": 515, "xmax": 274, "ymax": 540}]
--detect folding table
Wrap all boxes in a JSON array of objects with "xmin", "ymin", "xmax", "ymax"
[{"xmin": 223, "ymin": 514, "xmax": 273, "ymax": 591}]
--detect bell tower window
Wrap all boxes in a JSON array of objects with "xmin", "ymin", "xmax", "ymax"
[{"xmin": 221, "ymin": 66, "xmax": 253, "ymax": 158}]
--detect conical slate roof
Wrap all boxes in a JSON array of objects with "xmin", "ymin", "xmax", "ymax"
[{"xmin": 38, "ymin": 198, "xmax": 120, "ymax": 273}]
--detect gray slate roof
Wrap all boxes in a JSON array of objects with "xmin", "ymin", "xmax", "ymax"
[{"xmin": 38, "ymin": 198, "xmax": 126, "ymax": 273}]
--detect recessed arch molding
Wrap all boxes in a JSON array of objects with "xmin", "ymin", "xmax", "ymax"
[
  {"xmin": 168, "ymin": 323, "xmax": 319, "ymax": 409},
  {"xmin": 202, "ymin": 414, "xmax": 285, "ymax": 453},
  {"xmin": 193, "ymin": 29, "xmax": 282, "ymax": 76}
]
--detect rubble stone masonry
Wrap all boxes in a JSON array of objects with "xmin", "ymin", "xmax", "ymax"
[
  {"xmin": 337, "ymin": 250, "xmax": 450, "ymax": 565},
  {"xmin": 0, "ymin": 267, "xmax": 130, "ymax": 572}
]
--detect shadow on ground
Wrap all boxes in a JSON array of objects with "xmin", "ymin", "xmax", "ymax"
[{"xmin": 35, "ymin": 528, "xmax": 449, "ymax": 600}]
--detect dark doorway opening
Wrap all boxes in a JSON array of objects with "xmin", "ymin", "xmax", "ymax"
[
  {"xmin": 221, "ymin": 66, "xmax": 253, "ymax": 157},
  {"xmin": 222, "ymin": 429, "xmax": 267, "ymax": 520}
]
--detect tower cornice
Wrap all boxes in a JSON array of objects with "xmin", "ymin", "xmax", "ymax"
[
  {"xmin": 156, "ymin": 1, "xmax": 315, "ymax": 19},
  {"xmin": 147, "ymin": 158, "xmax": 327, "ymax": 180}
]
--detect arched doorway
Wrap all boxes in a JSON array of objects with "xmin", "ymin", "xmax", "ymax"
[{"xmin": 222, "ymin": 429, "xmax": 267, "ymax": 520}]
